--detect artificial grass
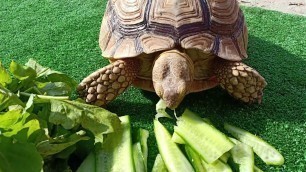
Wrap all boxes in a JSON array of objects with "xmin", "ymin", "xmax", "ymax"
[{"xmin": 1, "ymin": 1, "xmax": 305, "ymax": 171}]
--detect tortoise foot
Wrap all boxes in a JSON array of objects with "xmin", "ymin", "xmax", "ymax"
[
  {"xmin": 77, "ymin": 59, "xmax": 139, "ymax": 106},
  {"xmin": 215, "ymin": 61, "xmax": 267, "ymax": 103}
]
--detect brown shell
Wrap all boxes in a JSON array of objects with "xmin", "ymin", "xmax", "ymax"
[{"xmin": 99, "ymin": 0, "xmax": 248, "ymax": 61}]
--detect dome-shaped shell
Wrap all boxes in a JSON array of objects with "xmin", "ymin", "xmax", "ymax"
[{"xmin": 99, "ymin": 0, "xmax": 248, "ymax": 61}]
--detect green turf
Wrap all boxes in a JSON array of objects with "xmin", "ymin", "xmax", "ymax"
[{"xmin": 1, "ymin": 1, "xmax": 305, "ymax": 171}]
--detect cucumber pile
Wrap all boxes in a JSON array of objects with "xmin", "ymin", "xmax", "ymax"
[
  {"xmin": 77, "ymin": 105, "xmax": 284, "ymax": 172},
  {"xmin": 153, "ymin": 108, "xmax": 285, "ymax": 172},
  {"xmin": 77, "ymin": 115, "xmax": 150, "ymax": 172}
]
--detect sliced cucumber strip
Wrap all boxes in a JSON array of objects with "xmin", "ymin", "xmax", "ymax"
[
  {"xmin": 76, "ymin": 152, "xmax": 95, "ymax": 172},
  {"xmin": 155, "ymin": 99, "xmax": 172, "ymax": 119},
  {"xmin": 202, "ymin": 117, "xmax": 212, "ymax": 125},
  {"xmin": 185, "ymin": 144, "xmax": 232, "ymax": 172},
  {"xmin": 184, "ymin": 145, "xmax": 206, "ymax": 172},
  {"xmin": 254, "ymin": 165, "xmax": 263, "ymax": 172},
  {"xmin": 174, "ymin": 109, "xmax": 234, "ymax": 163},
  {"xmin": 172, "ymin": 131, "xmax": 185, "ymax": 144},
  {"xmin": 230, "ymin": 141, "xmax": 254, "ymax": 172},
  {"xmin": 201, "ymin": 158, "xmax": 232, "ymax": 172},
  {"xmin": 152, "ymin": 154, "xmax": 168, "ymax": 172},
  {"xmin": 154, "ymin": 119, "xmax": 194, "ymax": 172},
  {"xmin": 224, "ymin": 123, "xmax": 284, "ymax": 165},
  {"xmin": 133, "ymin": 142, "xmax": 146, "ymax": 172},
  {"xmin": 137, "ymin": 128, "xmax": 149, "ymax": 171},
  {"xmin": 95, "ymin": 115, "xmax": 135, "ymax": 172},
  {"xmin": 219, "ymin": 152, "xmax": 231, "ymax": 163}
]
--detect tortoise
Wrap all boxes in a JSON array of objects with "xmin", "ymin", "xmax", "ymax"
[{"xmin": 77, "ymin": 0, "xmax": 267, "ymax": 109}]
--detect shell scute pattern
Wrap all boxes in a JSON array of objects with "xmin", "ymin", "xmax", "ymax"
[{"xmin": 100, "ymin": 0, "xmax": 247, "ymax": 61}]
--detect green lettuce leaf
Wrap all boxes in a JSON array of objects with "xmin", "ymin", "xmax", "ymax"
[
  {"xmin": 25, "ymin": 59, "xmax": 77, "ymax": 89},
  {"xmin": 49, "ymin": 99, "xmax": 121, "ymax": 143},
  {"xmin": 0, "ymin": 136, "xmax": 43, "ymax": 172},
  {"xmin": 9, "ymin": 60, "xmax": 37, "ymax": 81},
  {"xmin": 0, "ymin": 62, "xmax": 12, "ymax": 87},
  {"xmin": 0, "ymin": 85, "xmax": 25, "ymax": 111},
  {"xmin": 36, "ymin": 130, "xmax": 89, "ymax": 157},
  {"xmin": 0, "ymin": 110, "xmax": 22, "ymax": 128},
  {"xmin": 6, "ymin": 60, "xmax": 37, "ymax": 93},
  {"xmin": 36, "ymin": 81, "xmax": 73, "ymax": 96},
  {"xmin": 0, "ymin": 109, "xmax": 42, "ymax": 142}
]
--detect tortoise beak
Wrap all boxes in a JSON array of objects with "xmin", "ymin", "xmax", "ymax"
[{"xmin": 162, "ymin": 90, "xmax": 182, "ymax": 110}]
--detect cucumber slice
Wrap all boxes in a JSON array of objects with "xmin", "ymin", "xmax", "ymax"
[
  {"xmin": 137, "ymin": 128, "xmax": 149, "ymax": 171},
  {"xmin": 152, "ymin": 154, "xmax": 168, "ymax": 172},
  {"xmin": 254, "ymin": 165, "xmax": 263, "ymax": 172},
  {"xmin": 184, "ymin": 145, "xmax": 205, "ymax": 172},
  {"xmin": 230, "ymin": 141, "xmax": 254, "ymax": 172},
  {"xmin": 76, "ymin": 152, "xmax": 95, "ymax": 172},
  {"xmin": 172, "ymin": 131, "xmax": 185, "ymax": 144},
  {"xmin": 154, "ymin": 119, "xmax": 194, "ymax": 172},
  {"xmin": 155, "ymin": 99, "xmax": 172, "ymax": 119},
  {"xmin": 95, "ymin": 115, "xmax": 135, "ymax": 172},
  {"xmin": 133, "ymin": 142, "xmax": 146, "ymax": 172},
  {"xmin": 219, "ymin": 152, "xmax": 231, "ymax": 163},
  {"xmin": 174, "ymin": 109, "xmax": 234, "ymax": 163},
  {"xmin": 185, "ymin": 144, "xmax": 232, "ymax": 172},
  {"xmin": 201, "ymin": 158, "xmax": 232, "ymax": 172},
  {"xmin": 224, "ymin": 123, "xmax": 284, "ymax": 165},
  {"xmin": 202, "ymin": 117, "xmax": 212, "ymax": 125}
]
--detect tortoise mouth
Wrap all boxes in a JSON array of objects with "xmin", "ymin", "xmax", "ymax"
[{"xmin": 162, "ymin": 87, "xmax": 186, "ymax": 110}]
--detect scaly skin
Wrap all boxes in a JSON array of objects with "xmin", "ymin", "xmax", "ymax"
[
  {"xmin": 214, "ymin": 59, "xmax": 267, "ymax": 103},
  {"xmin": 78, "ymin": 51, "xmax": 267, "ymax": 108},
  {"xmin": 77, "ymin": 59, "xmax": 139, "ymax": 106}
]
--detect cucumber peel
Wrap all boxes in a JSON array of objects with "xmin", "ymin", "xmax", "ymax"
[
  {"xmin": 201, "ymin": 158, "xmax": 232, "ymax": 172},
  {"xmin": 220, "ymin": 152, "xmax": 231, "ymax": 163},
  {"xmin": 174, "ymin": 109, "xmax": 234, "ymax": 163},
  {"xmin": 152, "ymin": 154, "xmax": 168, "ymax": 172},
  {"xmin": 224, "ymin": 123, "xmax": 284, "ymax": 165},
  {"xmin": 136, "ymin": 128, "xmax": 149, "ymax": 171},
  {"xmin": 229, "ymin": 139, "xmax": 254, "ymax": 172},
  {"xmin": 133, "ymin": 142, "xmax": 146, "ymax": 172},
  {"xmin": 185, "ymin": 144, "xmax": 233, "ymax": 172},
  {"xmin": 76, "ymin": 152, "xmax": 95, "ymax": 172},
  {"xmin": 154, "ymin": 119, "xmax": 194, "ymax": 172},
  {"xmin": 172, "ymin": 132, "xmax": 185, "ymax": 144},
  {"xmin": 184, "ymin": 145, "xmax": 206, "ymax": 172}
]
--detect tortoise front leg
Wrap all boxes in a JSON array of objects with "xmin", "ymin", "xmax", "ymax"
[
  {"xmin": 214, "ymin": 59, "xmax": 267, "ymax": 103},
  {"xmin": 77, "ymin": 58, "xmax": 140, "ymax": 106}
]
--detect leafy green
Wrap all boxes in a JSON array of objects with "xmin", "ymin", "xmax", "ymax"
[
  {"xmin": 36, "ymin": 81, "xmax": 73, "ymax": 96},
  {"xmin": 0, "ymin": 107, "xmax": 42, "ymax": 144},
  {"xmin": 25, "ymin": 58, "xmax": 77, "ymax": 89},
  {"xmin": 37, "ymin": 130, "xmax": 90, "ymax": 157},
  {"xmin": 0, "ymin": 110, "xmax": 23, "ymax": 128},
  {"xmin": 0, "ymin": 136, "xmax": 43, "ymax": 172},
  {"xmin": 0, "ymin": 59, "xmax": 121, "ymax": 171},
  {"xmin": 49, "ymin": 99, "xmax": 121, "ymax": 143},
  {"xmin": 0, "ymin": 62, "xmax": 12, "ymax": 87},
  {"xmin": 10, "ymin": 60, "xmax": 37, "ymax": 81},
  {"xmin": 0, "ymin": 84, "xmax": 25, "ymax": 111}
]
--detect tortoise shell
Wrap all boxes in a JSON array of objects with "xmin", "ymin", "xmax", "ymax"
[
  {"xmin": 99, "ymin": 0, "xmax": 247, "ymax": 60},
  {"xmin": 99, "ymin": 0, "xmax": 248, "ymax": 90}
]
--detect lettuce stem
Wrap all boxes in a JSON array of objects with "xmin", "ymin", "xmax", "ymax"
[{"xmin": 19, "ymin": 92, "xmax": 69, "ymax": 100}]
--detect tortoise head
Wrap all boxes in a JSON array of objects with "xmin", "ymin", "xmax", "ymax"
[{"xmin": 152, "ymin": 49, "xmax": 194, "ymax": 109}]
